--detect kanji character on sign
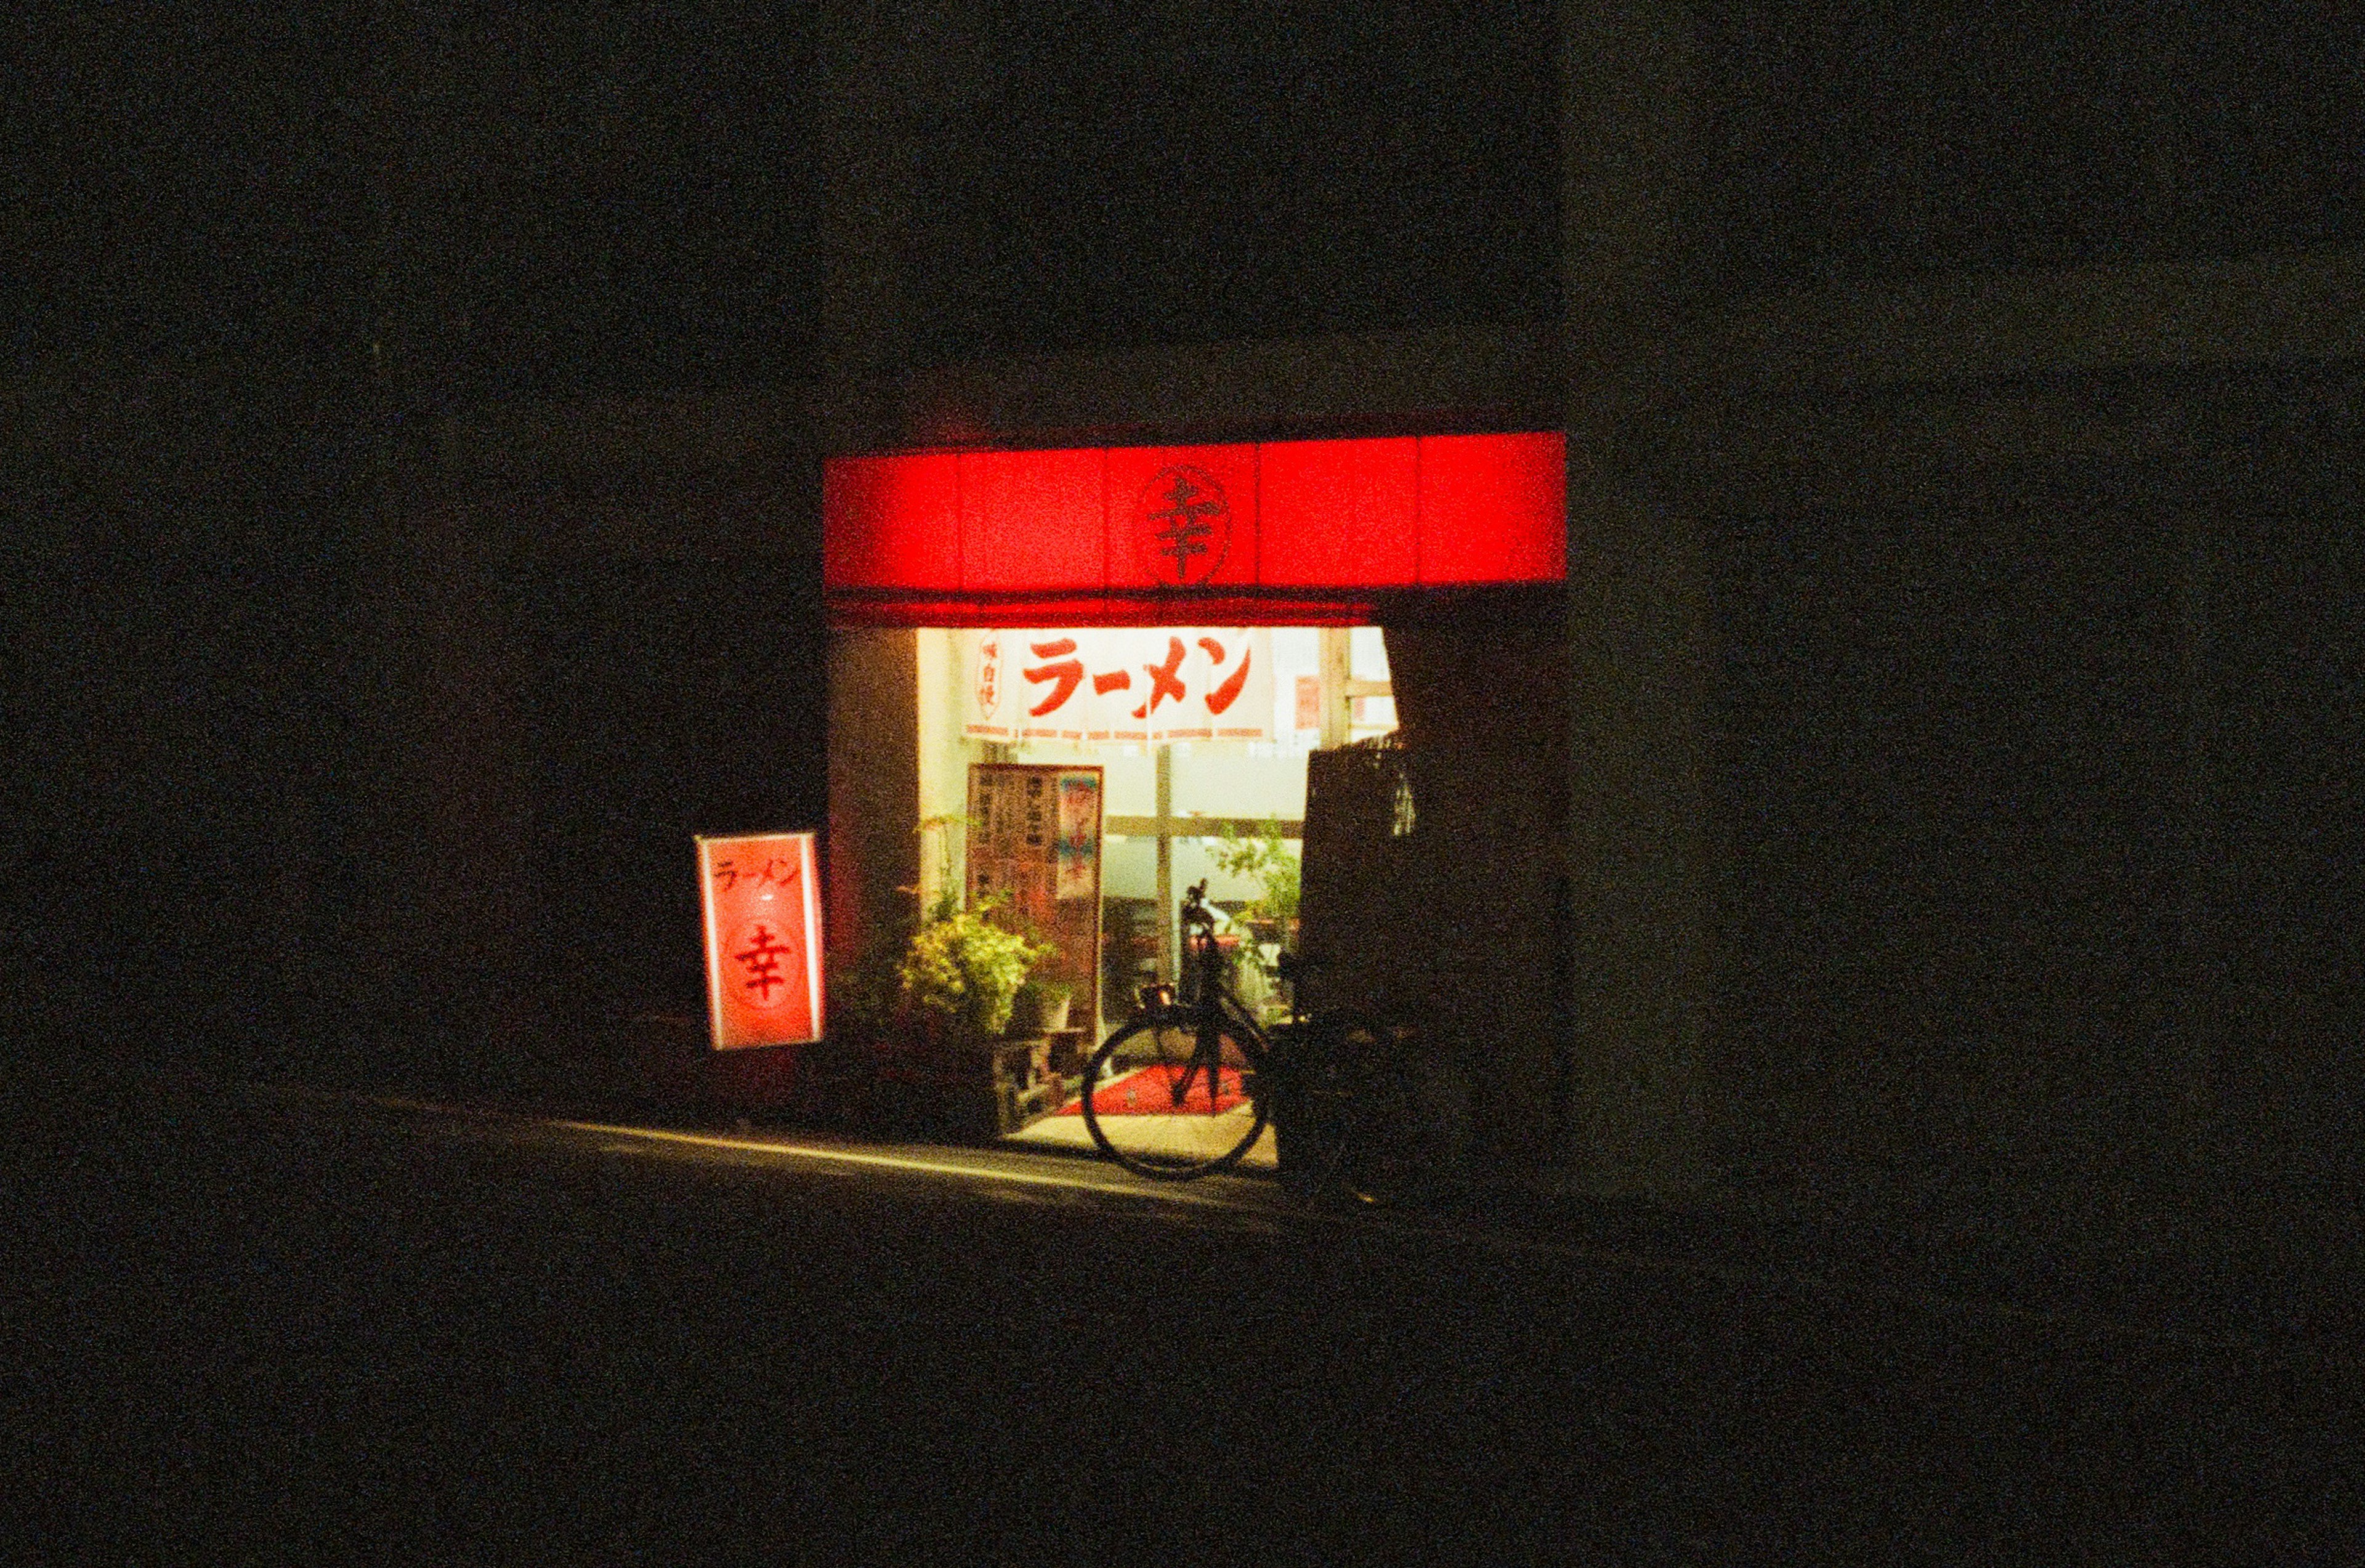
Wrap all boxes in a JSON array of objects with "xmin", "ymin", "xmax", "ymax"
[
  {"xmin": 976, "ymin": 634, "xmax": 1001, "ymax": 716},
  {"xmin": 733, "ymin": 923, "xmax": 793, "ymax": 1003},
  {"xmin": 1149, "ymin": 471, "xmax": 1222, "ymax": 580}
]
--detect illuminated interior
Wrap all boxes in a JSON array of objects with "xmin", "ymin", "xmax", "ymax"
[
  {"xmin": 916, "ymin": 624, "xmax": 1394, "ymax": 1016},
  {"xmin": 909, "ymin": 621, "xmax": 1394, "ymax": 1156},
  {"xmin": 822, "ymin": 432, "xmax": 1565, "ymax": 1158}
]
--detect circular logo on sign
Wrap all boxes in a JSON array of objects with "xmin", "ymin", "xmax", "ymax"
[
  {"xmin": 1136, "ymin": 465, "xmax": 1230, "ymax": 586},
  {"xmin": 729, "ymin": 919, "xmax": 797, "ymax": 1009},
  {"xmin": 975, "ymin": 632, "xmax": 1002, "ymax": 719}
]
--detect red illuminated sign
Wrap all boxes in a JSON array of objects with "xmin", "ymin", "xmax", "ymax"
[
  {"xmin": 698, "ymin": 832, "xmax": 822, "ymax": 1050},
  {"xmin": 822, "ymin": 432, "xmax": 1564, "ymax": 624}
]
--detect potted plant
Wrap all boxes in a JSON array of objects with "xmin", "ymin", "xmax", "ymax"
[
  {"xmin": 896, "ymin": 889, "xmax": 1050, "ymax": 1043},
  {"xmin": 1006, "ymin": 974, "xmax": 1073, "ymax": 1037},
  {"xmin": 872, "ymin": 813, "xmax": 1072, "ymax": 1136},
  {"xmin": 1211, "ymin": 817, "xmax": 1301, "ymax": 939},
  {"xmin": 1210, "ymin": 817, "xmax": 1301, "ymax": 1016},
  {"xmin": 888, "ymin": 814, "xmax": 1041, "ymax": 1042},
  {"xmin": 886, "ymin": 889, "xmax": 1052, "ymax": 1137}
]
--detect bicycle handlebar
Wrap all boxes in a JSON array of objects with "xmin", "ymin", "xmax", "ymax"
[{"xmin": 1180, "ymin": 878, "xmax": 1216, "ymax": 931}]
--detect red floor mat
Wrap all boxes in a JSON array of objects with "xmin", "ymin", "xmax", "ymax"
[{"xmin": 1054, "ymin": 1062, "xmax": 1248, "ymax": 1116}]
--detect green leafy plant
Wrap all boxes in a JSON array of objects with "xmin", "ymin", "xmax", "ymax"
[
  {"xmin": 1211, "ymin": 818, "xmax": 1301, "ymax": 936},
  {"xmin": 899, "ymin": 892, "xmax": 1054, "ymax": 1041},
  {"xmin": 1210, "ymin": 818, "xmax": 1301, "ymax": 1017},
  {"xmin": 897, "ymin": 814, "xmax": 1054, "ymax": 1042}
]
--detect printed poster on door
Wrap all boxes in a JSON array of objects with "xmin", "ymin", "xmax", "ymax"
[
  {"xmin": 963, "ymin": 628, "xmax": 1273, "ymax": 745},
  {"xmin": 697, "ymin": 831, "xmax": 823, "ymax": 1050},
  {"xmin": 966, "ymin": 764, "xmax": 1101, "ymax": 1035}
]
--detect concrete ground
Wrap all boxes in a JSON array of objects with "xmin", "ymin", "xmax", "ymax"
[
  {"xmin": 10, "ymin": 1059, "xmax": 2361, "ymax": 1562},
  {"xmin": 255, "ymin": 1008, "xmax": 2365, "ymax": 1360}
]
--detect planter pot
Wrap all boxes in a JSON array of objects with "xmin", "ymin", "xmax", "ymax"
[
  {"xmin": 884, "ymin": 1024, "xmax": 1062, "ymax": 1138},
  {"xmin": 1006, "ymin": 986, "xmax": 1072, "ymax": 1038}
]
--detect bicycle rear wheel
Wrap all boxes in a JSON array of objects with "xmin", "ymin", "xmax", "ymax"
[
  {"xmin": 1276, "ymin": 1011, "xmax": 1383, "ymax": 1202},
  {"xmin": 1080, "ymin": 1009, "xmax": 1269, "ymax": 1179},
  {"xmin": 1280, "ymin": 1012, "xmax": 1431, "ymax": 1204}
]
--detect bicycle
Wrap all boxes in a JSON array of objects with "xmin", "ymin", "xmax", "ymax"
[{"xmin": 1080, "ymin": 879, "xmax": 1411, "ymax": 1194}]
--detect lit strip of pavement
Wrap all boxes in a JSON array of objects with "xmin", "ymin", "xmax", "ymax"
[
  {"xmin": 266, "ymin": 1083, "xmax": 2358, "ymax": 1370},
  {"xmin": 549, "ymin": 1115, "xmax": 1274, "ymax": 1214}
]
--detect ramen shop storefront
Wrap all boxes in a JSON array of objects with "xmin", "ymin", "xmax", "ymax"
[{"xmin": 822, "ymin": 434, "xmax": 1568, "ymax": 1159}]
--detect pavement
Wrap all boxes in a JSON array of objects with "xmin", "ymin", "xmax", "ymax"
[
  {"xmin": 12, "ymin": 1050, "xmax": 2361, "ymax": 1561},
  {"xmin": 287, "ymin": 1007, "xmax": 2365, "ymax": 1373}
]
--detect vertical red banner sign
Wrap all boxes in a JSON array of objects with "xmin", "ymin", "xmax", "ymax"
[{"xmin": 698, "ymin": 832, "xmax": 823, "ymax": 1050}]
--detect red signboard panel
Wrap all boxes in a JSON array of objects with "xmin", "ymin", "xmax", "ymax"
[
  {"xmin": 1415, "ymin": 432, "xmax": 1567, "ymax": 585},
  {"xmin": 1104, "ymin": 443, "xmax": 1261, "ymax": 592},
  {"xmin": 823, "ymin": 432, "xmax": 1563, "ymax": 615},
  {"xmin": 1257, "ymin": 435, "xmax": 1418, "ymax": 587},
  {"xmin": 698, "ymin": 832, "xmax": 823, "ymax": 1050},
  {"xmin": 823, "ymin": 452, "xmax": 959, "ymax": 591},
  {"xmin": 959, "ymin": 447, "xmax": 1105, "ymax": 591}
]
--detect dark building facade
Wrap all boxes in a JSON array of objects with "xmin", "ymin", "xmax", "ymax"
[
  {"xmin": 23, "ymin": 5, "xmax": 2358, "ymax": 1213},
  {"xmin": 813, "ymin": 2, "xmax": 2365, "ymax": 1200},
  {"xmin": 7, "ymin": 6, "xmax": 822, "ymax": 1089}
]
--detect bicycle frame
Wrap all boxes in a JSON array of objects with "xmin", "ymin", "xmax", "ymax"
[
  {"xmin": 1162, "ymin": 886, "xmax": 1268, "ymax": 1107},
  {"xmin": 1083, "ymin": 878, "xmax": 1371, "ymax": 1181}
]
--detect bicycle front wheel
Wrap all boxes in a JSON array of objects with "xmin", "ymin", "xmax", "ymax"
[{"xmin": 1080, "ymin": 1010, "xmax": 1269, "ymax": 1179}]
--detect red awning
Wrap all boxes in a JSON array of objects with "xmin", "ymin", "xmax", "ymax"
[{"xmin": 823, "ymin": 432, "xmax": 1565, "ymax": 626}]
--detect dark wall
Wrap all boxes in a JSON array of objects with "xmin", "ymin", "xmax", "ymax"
[
  {"xmin": 7, "ymin": 6, "xmax": 821, "ymax": 1077},
  {"xmin": 5, "ymin": 471, "xmax": 354, "ymax": 1065},
  {"xmin": 372, "ymin": 1, "xmax": 818, "ymax": 415},
  {"xmin": 1714, "ymin": 490, "xmax": 2181, "ymax": 1088},
  {"xmin": 515, "ymin": 554, "xmax": 829, "ymax": 1016},
  {"xmin": 17, "ymin": 3, "xmax": 819, "ymax": 405},
  {"xmin": 4, "ymin": 362, "xmax": 369, "ymax": 1073},
  {"xmin": 2204, "ymin": 495, "xmax": 2365, "ymax": 1186},
  {"xmin": 902, "ymin": 1, "xmax": 1561, "ymax": 362},
  {"xmin": 1708, "ymin": 440, "xmax": 2365, "ymax": 1189},
  {"xmin": 1700, "ymin": 7, "xmax": 2365, "ymax": 289},
  {"xmin": 9, "ymin": 9, "xmax": 378, "ymax": 1065}
]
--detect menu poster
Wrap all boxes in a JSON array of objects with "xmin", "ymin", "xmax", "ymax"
[{"xmin": 966, "ymin": 764, "xmax": 1102, "ymax": 1035}]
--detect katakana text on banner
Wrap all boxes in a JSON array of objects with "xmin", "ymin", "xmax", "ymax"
[{"xmin": 962, "ymin": 628, "xmax": 1273, "ymax": 745}]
